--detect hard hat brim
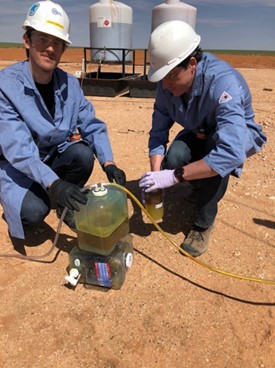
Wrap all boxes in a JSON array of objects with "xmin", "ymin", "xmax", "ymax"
[
  {"xmin": 23, "ymin": 22, "xmax": 72, "ymax": 44},
  {"xmin": 148, "ymin": 59, "xmax": 181, "ymax": 83}
]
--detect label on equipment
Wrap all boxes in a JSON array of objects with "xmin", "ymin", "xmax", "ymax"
[
  {"xmin": 95, "ymin": 262, "xmax": 112, "ymax": 287},
  {"xmin": 97, "ymin": 17, "xmax": 112, "ymax": 28}
]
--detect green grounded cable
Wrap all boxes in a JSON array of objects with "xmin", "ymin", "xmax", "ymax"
[{"xmin": 109, "ymin": 183, "xmax": 275, "ymax": 286}]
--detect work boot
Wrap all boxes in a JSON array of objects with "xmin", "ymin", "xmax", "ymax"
[
  {"xmin": 56, "ymin": 206, "xmax": 76, "ymax": 233},
  {"xmin": 180, "ymin": 225, "xmax": 214, "ymax": 257}
]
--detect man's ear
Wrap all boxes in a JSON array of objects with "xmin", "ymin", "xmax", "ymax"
[
  {"xmin": 189, "ymin": 57, "xmax": 197, "ymax": 68},
  {"xmin": 23, "ymin": 33, "xmax": 30, "ymax": 50}
]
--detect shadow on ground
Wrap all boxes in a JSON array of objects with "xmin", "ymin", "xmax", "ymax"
[{"xmin": 125, "ymin": 179, "xmax": 196, "ymax": 238}]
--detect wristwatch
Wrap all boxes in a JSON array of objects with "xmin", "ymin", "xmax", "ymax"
[{"xmin": 174, "ymin": 167, "xmax": 185, "ymax": 182}]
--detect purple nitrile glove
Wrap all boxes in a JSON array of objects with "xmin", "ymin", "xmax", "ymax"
[{"xmin": 139, "ymin": 170, "xmax": 178, "ymax": 192}]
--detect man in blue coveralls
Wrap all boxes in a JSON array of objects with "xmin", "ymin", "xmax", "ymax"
[
  {"xmin": 0, "ymin": 1, "xmax": 126, "ymax": 240},
  {"xmin": 139, "ymin": 21, "xmax": 266, "ymax": 257}
]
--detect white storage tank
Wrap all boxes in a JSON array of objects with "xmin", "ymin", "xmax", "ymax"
[
  {"xmin": 89, "ymin": 0, "xmax": 133, "ymax": 63},
  {"xmin": 151, "ymin": 0, "xmax": 197, "ymax": 31}
]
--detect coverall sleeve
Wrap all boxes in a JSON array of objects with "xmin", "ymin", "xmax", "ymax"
[
  {"xmin": 203, "ymin": 74, "xmax": 251, "ymax": 177},
  {"xmin": 75, "ymin": 89, "xmax": 114, "ymax": 166},
  {"xmin": 149, "ymin": 83, "xmax": 174, "ymax": 157}
]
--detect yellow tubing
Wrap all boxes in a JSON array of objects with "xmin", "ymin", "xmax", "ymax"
[
  {"xmin": 1, "ymin": 181, "xmax": 274, "ymax": 285},
  {"xmin": 108, "ymin": 182, "xmax": 275, "ymax": 285}
]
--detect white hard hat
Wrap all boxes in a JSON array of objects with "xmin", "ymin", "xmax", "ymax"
[
  {"xmin": 23, "ymin": 1, "xmax": 71, "ymax": 45},
  {"xmin": 148, "ymin": 20, "xmax": 201, "ymax": 82}
]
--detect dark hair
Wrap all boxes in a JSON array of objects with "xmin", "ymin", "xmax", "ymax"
[
  {"xmin": 178, "ymin": 46, "xmax": 203, "ymax": 69},
  {"xmin": 24, "ymin": 27, "xmax": 34, "ymax": 59},
  {"xmin": 25, "ymin": 27, "xmax": 34, "ymax": 38}
]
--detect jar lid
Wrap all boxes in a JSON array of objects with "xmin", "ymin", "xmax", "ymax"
[{"xmin": 92, "ymin": 183, "xmax": 108, "ymax": 197}]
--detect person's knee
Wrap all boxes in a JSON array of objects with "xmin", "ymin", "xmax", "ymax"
[
  {"xmin": 20, "ymin": 188, "xmax": 50, "ymax": 227},
  {"xmin": 21, "ymin": 202, "xmax": 50, "ymax": 227},
  {"xmin": 70, "ymin": 143, "xmax": 94, "ymax": 172},
  {"xmin": 165, "ymin": 141, "xmax": 191, "ymax": 169}
]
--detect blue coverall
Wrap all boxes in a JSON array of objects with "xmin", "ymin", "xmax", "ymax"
[
  {"xmin": 149, "ymin": 53, "xmax": 267, "ymax": 229},
  {"xmin": 0, "ymin": 61, "xmax": 114, "ymax": 238}
]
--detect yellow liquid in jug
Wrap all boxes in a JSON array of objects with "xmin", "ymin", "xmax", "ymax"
[{"xmin": 77, "ymin": 218, "xmax": 129, "ymax": 255}]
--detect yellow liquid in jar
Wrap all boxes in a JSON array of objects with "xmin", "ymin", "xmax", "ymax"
[
  {"xmin": 146, "ymin": 202, "xmax": 164, "ymax": 221},
  {"xmin": 145, "ymin": 190, "xmax": 164, "ymax": 221}
]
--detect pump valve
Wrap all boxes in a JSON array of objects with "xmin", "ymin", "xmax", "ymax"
[{"xmin": 65, "ymin": 268, "xmax": 81, "ymax": 287}]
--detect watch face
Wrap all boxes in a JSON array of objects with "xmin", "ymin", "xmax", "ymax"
[
  {"xmin": 175, "ymin": 167, "xmax": 183, "ymax": 176},
  {"xmin": 174, "ymin": 167, "xmax": 184, "ymax": 181}
]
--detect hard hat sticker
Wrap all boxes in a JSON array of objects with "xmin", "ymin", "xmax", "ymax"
[
  {"xmin": 29, "ymin": 3, "xmax": 40, "ymax": 16},
  {"xmin": 51, "ymin": 8, "xmax": 62, "ymax": 17}
]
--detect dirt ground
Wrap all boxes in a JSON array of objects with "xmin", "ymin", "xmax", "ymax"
[{"xmin": 0, "ymin": 48, "xmax": 275, "ymax": 368}]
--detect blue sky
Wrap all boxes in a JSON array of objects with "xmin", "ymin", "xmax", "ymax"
[{"xmin": 0, "ymin": 0, "xmax": 274, "ymax": 50}]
